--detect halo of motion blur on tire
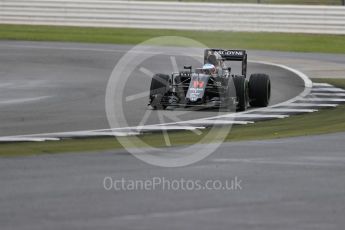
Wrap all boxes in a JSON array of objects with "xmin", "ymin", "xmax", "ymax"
[{"xmin": 149, "ymin": 49, "xmax": 271, "ymax": 112}]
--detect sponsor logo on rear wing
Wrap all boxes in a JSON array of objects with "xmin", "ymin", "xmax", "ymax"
[
  {"xmin": 215, "ymin": 50, "xmax": 246, "ymax": 61},
  {"xmin": 206, "ymin": 49, "xmax": 247, "ymax": 61}
]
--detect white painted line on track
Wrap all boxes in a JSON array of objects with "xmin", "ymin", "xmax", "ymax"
[
  {"xmin": 310, "ymin": 93, "xmax": 345, "ymax": 97},
  {"xmin": 0, "ymin": 137, "xmax": 60, "ymax": 142},
  {"xmin": 220, "ymin": 114, "xmax": 289, "ymax": 119},
  {"xmin": 137, "ymin": 125, "xmax": 204, "ymax": 131},
  {"xmin": 312, "ymin": 88, "xmax": 345, "ymax": 93},
  {"xmin": 257, "ymin": 108, "xmax": 318, "ymax": 113},
  {"xmin": 285, "ymin": 103, "xmax": 338, "ymax": 107},
  {"xmin": 312, "ymin": 83, "xmax": 333, "ymax": 87},
  {"xmin": 37, "ymin": 131, "xmax": 140, "ymax": 137},
  {"xmin": 183, "ymin": 120, "xmax": 254, "ymax": 125},
  {"xmin": 52, "ymin": 130, "xmax": 139, "ymax": 136},
  {"xmin": 74, "ymin": 131, "xmax": 140, "ymax": 137},
  {"xmin": 299, "ymin": 98, "xmax": 345, "ymax": 102}
]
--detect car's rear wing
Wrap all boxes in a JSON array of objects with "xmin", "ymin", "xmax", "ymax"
[{"xmin": 204, "ymin": 49, "xmax": 247, "ymax": 77}]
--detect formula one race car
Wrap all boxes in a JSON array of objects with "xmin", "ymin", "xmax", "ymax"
[{"xmin": 148, "ymin": 49, "xmax": 271, "ymax": 111}]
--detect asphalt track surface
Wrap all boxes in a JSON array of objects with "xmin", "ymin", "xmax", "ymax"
[
  {"xmin": 1, "ymin": 41, "xmax": 345, "ymax": 229},
  {"xmin": 1, "ymin": 132, "xmax": 345, "ymax": 230},
  {"xmin": 0, "ymin": 41, "xmax": 305, "ymax": 136}
]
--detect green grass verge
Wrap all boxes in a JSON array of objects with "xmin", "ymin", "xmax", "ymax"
[
  {"xmin": 312, "ymin": 78, "xmax": 345, "ymax": 88},
  {"xmin": 1, "ymin": 24, "xmax": 345, "ymax": 53},
  {"xmin": 1, "ymin": 78, "xmax": 345, "ymax": 157}
]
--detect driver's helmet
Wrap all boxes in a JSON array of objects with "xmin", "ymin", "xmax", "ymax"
[
  {"xmin": 207, "ymin": 52, "xmax": 222, "ymax": 67},
  {"xmin": 202, "ymin": 63, "xmax": 216, "ymax": 75}
]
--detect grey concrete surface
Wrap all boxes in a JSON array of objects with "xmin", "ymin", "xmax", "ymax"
[
  {"xmin": 1, "ymin": 132, "xmax": 345, "ymax": 230},
  {"xmin": 250, "ymin": 50, "xmax": 345, "ymax": 79},
  {"xmin": 0, "ymin": 41, "xmax": 306, "ymax": 136}
]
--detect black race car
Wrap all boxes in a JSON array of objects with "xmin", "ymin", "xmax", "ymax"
[{"xmin": 148, "ymin": 49, "xmax": 271, "ymax": 112}]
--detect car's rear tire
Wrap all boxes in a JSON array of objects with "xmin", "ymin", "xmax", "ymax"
[
  {"xmin": 234, "ymin": 75, "xmax": 248, "ymax": 112},
  {"xmin": 249, "ymin": 73, "xmax": 271, "ymax": 107},
  {"xmin": 149, "ymin": 74, "xmax": 170, "ymax": 110}
]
